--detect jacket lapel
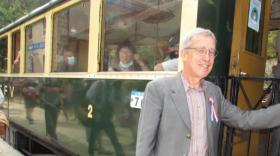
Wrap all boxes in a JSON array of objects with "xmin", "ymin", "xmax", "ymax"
[
  {"xmin": 204, "ymin": 88, "xmax": 212, "ymax": 131},
  {"xmin": 170, "ymin": 73, "xmax": 191, "ymax": 129},
  {"xmin": 204, "ymin": 84, "xmax": 214, "ymax": 155}
]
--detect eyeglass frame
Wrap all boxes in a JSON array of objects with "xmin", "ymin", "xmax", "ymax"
[{"xmin": 184, "ymin": 47, "xmax": 218, "ymax": 58}]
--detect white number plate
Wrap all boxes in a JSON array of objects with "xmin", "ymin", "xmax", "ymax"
[{"xmin": 130, "ymin": 90, "xmax": 144, "ymax": 109}]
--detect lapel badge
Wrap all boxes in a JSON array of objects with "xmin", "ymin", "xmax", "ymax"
[{"xmin": 209, "ymin": 97, "xmax": 218, "ymax": 123}]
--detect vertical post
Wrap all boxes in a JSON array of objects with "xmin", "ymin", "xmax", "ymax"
[
  {"xmin": 224, "ymin": 76, "xmax": 240, "ymax": 156},
  {"xmin": 218, "ymin": 76, "xmax": 229, "ymax": 156}
]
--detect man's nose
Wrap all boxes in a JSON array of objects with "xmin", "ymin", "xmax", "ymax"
[{"xmin": 203, "ymin": 51, "xmax": 211, "ymax": 61}]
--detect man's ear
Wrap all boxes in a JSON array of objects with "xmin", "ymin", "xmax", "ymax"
[{"xmin": 181, "ymin": 49, "xmax": 187, "ymax": 61}]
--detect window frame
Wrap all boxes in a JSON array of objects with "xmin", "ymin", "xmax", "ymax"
[
  {"xmin": 0, "ymin": 0, "xmax": 199, "ymax": 80},
  {"xmin": 97, "ymin": 0, "xmax": 188, "ymax": 77},
  {"xmin": 50, "ymin": 0, "xmax": 90, "ymax": 73},
  {"xmin": 0, "ymin": 35, "xmax": 9, "ymax": 74},
  {"xmin": 10, "ymin": 29, "xmax": 21, "ymax": 74}
]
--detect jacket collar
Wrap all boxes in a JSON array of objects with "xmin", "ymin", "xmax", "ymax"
[
  {"xmin": 170, "ymin": 73, "xmax": 214, "ymax": 129},
  {"xmin": 170, "ymin": 73, "xmax": 191, "ymax": 129}
]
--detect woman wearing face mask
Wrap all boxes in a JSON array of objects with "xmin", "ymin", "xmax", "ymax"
[
  {"xmin": 109, "ymin": 41, "xmax": 149, "ymax": 71},
  {"xmin": 57, "ymin": 49, "xmax": 78, "ymax": 72}
]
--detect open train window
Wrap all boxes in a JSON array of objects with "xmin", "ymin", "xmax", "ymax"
[
  {"xmin": 101, "ymin": 0, "xmax": 182, "ymax": 72},
  {"xmin": 25, "ymin": 19, "xmax": 46, "ymax": 73},
  {"xmin": 0, "ymin": 37, "xmax": 8, "ymax": 73},
  {"xmin": 51, "ymin": 0, "xmax": 90, "ymax": 72},
  {"xmin": 12, "ymin": 30, "xmax": 21, "ymax": 73}
]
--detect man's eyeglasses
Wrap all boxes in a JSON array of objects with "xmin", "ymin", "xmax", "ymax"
[{"xmin": 185, "ymin": 47, "xmax": 218, "ymax": 58}]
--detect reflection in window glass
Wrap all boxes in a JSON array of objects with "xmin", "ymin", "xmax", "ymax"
[
  {"xmin": 197, "ymin": 0, "xmax": 235, "ymax": 76},
  {"xmin": 102, "ymin": 0, "xmax": 182, "ymax": 72},
  {"xmin": 25, "ymin": 19, "xmax": 46, "ymax": 73},
  {"xmin": 52, "ymin": 1, "xmax": 90, "ymax": 72},
  {"xmin": 12, "ymin": 31, "xmax": 21, "ymax": 73},
  {"xmin": 0, "ymin": 37, "xmax": 8, "ymax": 73}
]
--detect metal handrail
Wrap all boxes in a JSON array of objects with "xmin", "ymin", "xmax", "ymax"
[{"xmin": 208, "ymin": 76, "xmax": 280, "ymax": 156}]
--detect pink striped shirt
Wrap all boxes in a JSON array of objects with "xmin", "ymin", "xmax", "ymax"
[{"xmin": 182, "ymin": 76, "xmax": 208, "ymax": 156}]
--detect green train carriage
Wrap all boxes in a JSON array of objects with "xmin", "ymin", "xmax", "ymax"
[{"xmin": 0, "ymin": 0, "xmax": 276, "ymax": 155}]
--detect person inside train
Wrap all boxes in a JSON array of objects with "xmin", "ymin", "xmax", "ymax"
[
  {"xmin": 56, "ymin": 47, "xmax": 78, "ymax": 72},
  {"xmin": 136, "ymin": 27, "xmax": 280, "ymax": 156},
  {"xmin": 13, "ymin": 50, "xmax": 20, "ymax": 64},
  {"xmin": 154, "ymin": 36, "xmax": 179, "ymax": 71},
  {"xmin": 154, "ymin": 58, "xmax": 178, "ymax": 71},
  {"xmin": 109, "ymin": 40, "xmax": 149, "ymax": 71}
]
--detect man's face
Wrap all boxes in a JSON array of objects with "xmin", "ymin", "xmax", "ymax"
[
  {"xmin": 252, "ymin": 12, "xmax": 258, "ymax": 22},
  {"xmin": 169, "ymin": 43, "xmax": 179, "ymax": 54},
  {"xmin": 181, "ymin": 34, "xmax": 216, "ymax": 80}
]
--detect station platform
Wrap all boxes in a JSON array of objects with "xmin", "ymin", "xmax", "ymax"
[{"xmin": 0, "ymin": 138, "xmax": 23, "ymax": 156}]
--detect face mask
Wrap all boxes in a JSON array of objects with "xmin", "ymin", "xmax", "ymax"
[
  {"xmin": 67, "ymin": 56, "xmax": 76, "ymax": 65},
  {"xmin": 169, "ymin": 51, "xmax": 179, "ymax": 59},
  {"xmin": 119, "ymin": 61, "xmax": 133, "ymax": 69}
]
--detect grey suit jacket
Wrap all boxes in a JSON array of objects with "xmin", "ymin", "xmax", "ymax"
[{"xmin": 136, "ymin": 73, "xmax": 280, "ymax": 156}]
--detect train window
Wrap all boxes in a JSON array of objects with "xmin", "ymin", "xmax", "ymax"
[
  {"xmin": 25, "ymin": 19, "xmax": 46, "ymax": 73},
  {"xmin": 12, "ymin": 31, "xmax": 21, "ymax": 73},
  {"xmin": 51, "ymin": 1, "xmax": 90, "ymax": 72},
  {"xmin": 101, "ymin": 0, "xmax": 182, "ymax": 72},
  {"xmin": 0, "ymin": 37, "xmax": 8, "ymax": 73}
]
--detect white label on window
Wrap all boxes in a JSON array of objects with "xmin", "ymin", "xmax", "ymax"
[{"xmin": 130, "ymin": 90, "xmax": 144, "ymax": 109}]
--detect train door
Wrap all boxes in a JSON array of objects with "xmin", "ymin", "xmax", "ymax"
[{"xmin": 229, "ymin": 0, "xmax": 271, "ymax": 155}]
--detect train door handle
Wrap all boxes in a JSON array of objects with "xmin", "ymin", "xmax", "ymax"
[{"xmin": 239, "ymin": 71, "xmax": 248, "ymax": 77}]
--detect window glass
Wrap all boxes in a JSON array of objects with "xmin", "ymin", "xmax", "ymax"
[
  {"xmin": 52, "ymin": 1, "xmax": 90, "ymax": 72},
  {"xmin": 25, "ymin": 19, "xmax": 46, "ymax": 73},
  {"xmin": 245, "ymin": 0, "xmax": 264, "ymax": 55},
  {"xmin": 102, "ymin": 0, "xmax": 182, "ymax": 72},
  {"xmin": 0, "ymin": 37, "xmax": 8, "ymax": 73},
  {"xmin": 12, "ymin": 31, "xmax": 21, "ymax": 73},
  {"xmin": 197, "ymin": 0, "xmax": 235, "ymax": 76}
]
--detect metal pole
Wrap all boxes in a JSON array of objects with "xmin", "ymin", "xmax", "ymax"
[
  {"xmin": 218, "ymin": 76, "xmax": 228, "ymax": 156},
  {"xmin": 224, "ymin": 77, "xmax": 240, "ymax": 156}
]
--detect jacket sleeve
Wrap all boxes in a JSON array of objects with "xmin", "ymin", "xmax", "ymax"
[
  {"xmin": 136, "ymin": 81, "xmax": 163, "ymax": 156},
  {"xmin": 219, "ymin": 87, "xmax": 280, "ymax": 130}
]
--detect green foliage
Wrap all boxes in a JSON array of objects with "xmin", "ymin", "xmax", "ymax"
[
  {"xmin": 0, "ymin": 0, "xmax": 49, "ymax": 28},
  {"xmin": 267, "ymin": 31, "xmax": 278, "ymax": 59}
]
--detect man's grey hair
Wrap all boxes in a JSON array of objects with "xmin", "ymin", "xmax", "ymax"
[{"xmin": 182, "ymin": 27, "xmax": 216, "ymax": 49}]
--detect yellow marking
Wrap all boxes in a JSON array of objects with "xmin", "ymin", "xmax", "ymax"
[
  {"xmin": 9, "ymin": 86, "xmax": 14, "ymax": 98},
  {"xmin": 87, "ymin": 104, "xmax": 93, "ymax": 119},
  {"xmin": 3, "ymin": 85, "xmax": 8, "ymax": 96}
]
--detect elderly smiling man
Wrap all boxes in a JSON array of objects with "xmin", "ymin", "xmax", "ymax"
[{"xmin": 136, "ymin": 27, "xmax": 280, "ymax": 156}]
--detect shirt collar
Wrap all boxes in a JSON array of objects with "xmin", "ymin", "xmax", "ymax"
[{"xmin": 181, "ymin": 73, "xmax": 206, "ymax": 92}]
